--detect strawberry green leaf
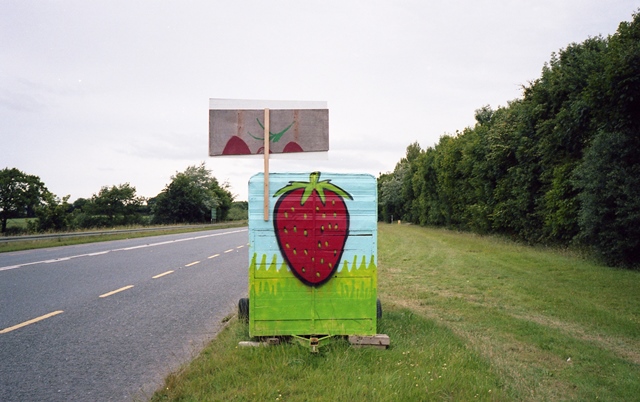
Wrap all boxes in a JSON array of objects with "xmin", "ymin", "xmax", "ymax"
[
  {"xmin": 273, "ymin": 172, "xmax": 353, "ymax": 206},
  {"xmin": 248, "ymin": 119, "xmax": 294, "ymax": 143}
]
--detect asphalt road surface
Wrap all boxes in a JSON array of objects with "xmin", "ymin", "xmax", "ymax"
[{"xmin": 0, "ymin": 227, "xmax": 249, "ymax": 401}]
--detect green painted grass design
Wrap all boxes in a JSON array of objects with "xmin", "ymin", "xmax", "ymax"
[
  {"xmin": 250, "ymin": 253, "xmax": 377, "ymax": 298},
  {"xmin": 251, "ymin": 253, "xmax": 376, "ymax": 277}
]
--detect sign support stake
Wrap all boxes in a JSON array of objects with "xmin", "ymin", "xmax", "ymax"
[{"xmin": 263, "ymin": 108, "xmax": 270, "ymax": 221}]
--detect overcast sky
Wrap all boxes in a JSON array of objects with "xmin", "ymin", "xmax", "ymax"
[{"xmin": 1, "ymin": 1, "xmax": 636, "ymax": 202}]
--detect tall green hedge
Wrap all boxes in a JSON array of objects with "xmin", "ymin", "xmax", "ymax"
[{"xmin": 380, "ymin": 12, "xmax": 640, "ymax": 268}]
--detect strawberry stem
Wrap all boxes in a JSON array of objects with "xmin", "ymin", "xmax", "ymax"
[{"xmin": 273, "ymin": 172, "xmax": 353, "ymax": 206}]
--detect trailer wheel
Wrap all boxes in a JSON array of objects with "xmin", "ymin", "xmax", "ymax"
[
  {"xmin": 377, "ymin": 298, "xmax": 382, "ymax": 320},
  {"xmin": 238, "ymin": 298, "xmax": 249, "ymax": 322}
]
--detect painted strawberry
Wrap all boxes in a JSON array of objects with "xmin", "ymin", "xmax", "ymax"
[
  {"xmin": 282, "ymin": 141, "xmax": 303, "ymax": 153},
  {"xmin": 222, "ymin": 135, "xmax": 251, "ymax": 155},
  {"xmin": 273, "ymin": 172, "xmax": 353, "ymax": 286}
]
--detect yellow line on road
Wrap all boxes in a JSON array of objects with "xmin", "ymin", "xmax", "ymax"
[
  {"xmin": 185, "ymin": 261, "xmax": 200, "ymax": 267},
  {"xmin": 236, "ymin": 245, "xmax": 244, "ymax": 249},
  {"xmin": 1, "ymin": 310, "xmax": 64, "ymax": 334},
  {"xmin": 152, "ymin": 270, "xmax": 174, "ymax": 279},
  {"xmin": 99, "ymin": 285, "xmax": 134, "ymax": 298},
  {"xmin": 224, "ymin": 249, "xmax": 234, "ymax": 253},
  {"xmin": 208, "ymin": 254, "xmax": 220, "ymax": 259}
]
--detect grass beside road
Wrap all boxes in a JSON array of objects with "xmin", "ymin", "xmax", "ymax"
[
  {"xmin": 378, "ymin": 224, "xmax": 640, "ymax": 400},
  {"xmin": 153, "ymin": 307, "xmax": 503, "ymax": 401},
  {"xmin": 152, "ymin": 223, "xmax": 640, "ymax": 401}
]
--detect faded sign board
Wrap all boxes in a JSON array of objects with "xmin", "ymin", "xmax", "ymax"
[
  {"xmin": 209, "ymin": 99, "xmax": 329, "ymax": 156},
  {"xmin": 248, "ymin": 172, "xmax": 378, "ymax": 337}
]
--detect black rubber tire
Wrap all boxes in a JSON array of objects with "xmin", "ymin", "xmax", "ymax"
[
  {"xmin": 238, "ymin": 298, "xmax": 249, "ymax": 322},
  {"xmin": 377, "ymin": 298, "xmax": 382, "ymax": 320}
]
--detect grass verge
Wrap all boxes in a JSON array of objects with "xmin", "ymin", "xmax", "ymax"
[
  {"xmin": 152, "ymin": 308, "xmax": 505, "ymax": 401},
  {"xmin": 151, "ymin": 223, "xmax": 639, "ymax": 401}
]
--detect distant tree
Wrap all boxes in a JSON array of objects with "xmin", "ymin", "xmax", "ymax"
[
  {"xmin": 400, "ymin": 142, "xmax": 422, "ymax": 223},
  {"xmin": 152, "ymin": 163, "xmax": 234, "ymax": 224},
  {"xmin": 474, "ymin": 104, "xmax": 494, "ymax": 125},
  {"xmin": 411, "ymin": 147, "xmax": 440, "ymax": 226},
  {"xmin": 227, "ymin": 201, "xmax": 248, "ymax": 221},
  {"xmin": 575, "ymin": 129, "xmax": 640, "ymax": 267},
  {"xmin": 377, "ymin": 142, "xmax": 422, "ymax": 223},
  {"xmin": 233, "ymin": 200, "xmax": 248, "ymax": 210},
  {"xmin": 85, "ymin": 183, "xmax": 144, "ymax": 226},
  {"xmin": 573, "ymin": 12, "xmax": 640, "ymax": 267},
  {"xmin": 72, "ymin": 197, "xmax": 90, "ymax": 212},
  {"xmin": 0, "ymin": 168, "xmax": 50, "ymax": 233},
  {"xmin": 36, "ymin": 194, "xmax": 72, "ymax": 232},
  {"xmin": 379, "ymin": 162, "xmax": 410, "ymax": 223}
]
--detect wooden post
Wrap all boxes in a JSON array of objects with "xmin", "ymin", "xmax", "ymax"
[{"xmin": 263, "ymin": 108, "xmax": 270, "ymax": 221}]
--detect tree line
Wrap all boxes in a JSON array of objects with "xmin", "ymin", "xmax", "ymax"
[
  {"xmin": 1, "ymin": 163, "xmax": 243, "ymax": 235},
  {"xmin": 379, "ymin": 12, "xmax": 640, "ymax": 269}
]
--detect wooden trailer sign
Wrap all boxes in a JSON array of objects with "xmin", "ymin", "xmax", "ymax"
[
  {"xmin": 248, "ymin": 172, "xmax": 378, "ymax": 339},
  {"xmin": 209, "ymin": 99, "xmax": 384, "ymax": 349},
  {"xmin": 209, "ymin": 99, "xmax": 329, "ymax": 156}
]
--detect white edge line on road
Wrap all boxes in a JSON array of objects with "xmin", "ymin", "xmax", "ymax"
[
  {"xmin": 0, "ymin": 310, "xmax": 64, "ymax": 334},
  {"xmin": 0, "ymin": 228, "xmax": 248, "ymax": 272},
  {"xmin": 152, "ymin": 270, "xmax": 174, "ymax": 279},
  {"xmin": 99, "ymin": 285, "xmax": 134, "ymax": 298},
  {"xmin": 87, "ymin": 251, "xmax": 110, "ymax": 256},
  {"xmin": 120, "ymin": 245, "xmax": 149, "ymax": 251}
]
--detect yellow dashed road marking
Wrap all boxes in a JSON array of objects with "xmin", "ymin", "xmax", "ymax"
[
  {"xmin": 1, "ymin": 311, "xmax": 64, "ymax": 334},
  {"xmin": 99, "ymin": 285, "xmax": 134, "ymax": 298},
  {"xmin": 152, "ymin": 270, "xmax": 174, "ymax": 279},
  {"xmin": 185, "ymin": 261, "xmax": 200, "ymax": 267}
]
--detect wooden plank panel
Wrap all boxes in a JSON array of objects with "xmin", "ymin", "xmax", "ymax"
[
  {"xmin": 248, "ymin": 172, "xmax": 377, "ymax": 337},
  {"xmin": 209, "ymin": 109, "xmax": 328, "ymax": 156}
]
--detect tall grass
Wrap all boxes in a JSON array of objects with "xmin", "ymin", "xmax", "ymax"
[
  {"xmin": 378, "ymin": 224, "xmax": 640, "ymax": 400},
  {"xmin": 151, "ymin": 224, "xmax": 640, "ymax": 401}
]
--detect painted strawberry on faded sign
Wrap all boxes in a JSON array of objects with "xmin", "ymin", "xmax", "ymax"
[{"xmin": 273, "ymin": 172, "xmax": 353, "ymax": 286}]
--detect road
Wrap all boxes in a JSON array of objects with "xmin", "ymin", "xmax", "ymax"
[{"xmin": 0, "ymin": 227, "xmax": 249, "ymax": 401}]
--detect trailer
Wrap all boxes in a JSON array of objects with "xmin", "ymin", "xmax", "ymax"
[{"xmin": 240, "ymin": 172, "xmax": 385, "ymax": 351}]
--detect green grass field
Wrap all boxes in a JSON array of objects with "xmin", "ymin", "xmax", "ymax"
[
  {"xmin": 378, "ymin": 224, "xmax": 639, "ymax": 400},
  {"xmin": 5, "ymin": 218, "xmax": 33, "ymax": 230},
  {"xmin": 149, "ymin": 223, "xmax": 639, "ymax": 401}
]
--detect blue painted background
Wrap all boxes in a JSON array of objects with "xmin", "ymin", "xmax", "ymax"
[{"xmin": 248, "ymin": 172, "xmax": 377, "ymax": 273}]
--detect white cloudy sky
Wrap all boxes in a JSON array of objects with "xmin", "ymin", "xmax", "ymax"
[{"xmin": 1, "ymin": 1, "xmax": 636, "ymax": 201}]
